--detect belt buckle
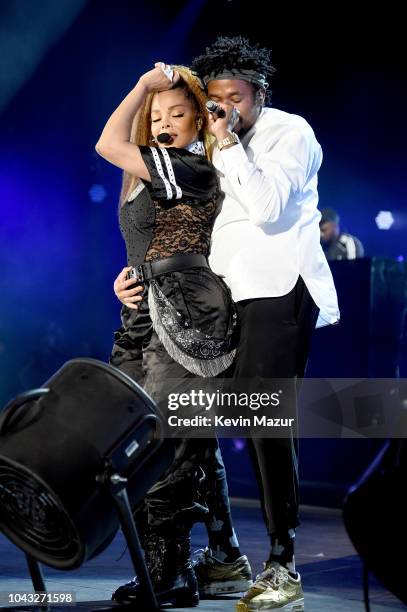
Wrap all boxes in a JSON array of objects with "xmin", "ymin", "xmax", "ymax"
[
  {"xmin": 135, "ymin": 265, "xmax": 144, "ymax": 283},
  {"xmin": 127, "ymin": 265, "xmax": 144, "ymax": 283}
]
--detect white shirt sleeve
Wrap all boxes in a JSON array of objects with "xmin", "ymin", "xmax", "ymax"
[{"xmin": 219, "ymin": 126, "xmax": 321, "ymax": 226}]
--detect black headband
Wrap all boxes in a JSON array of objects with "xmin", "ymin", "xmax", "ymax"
[{"xmin": 202, "ymin": 68, "xmax": 268, "ymax": 88}]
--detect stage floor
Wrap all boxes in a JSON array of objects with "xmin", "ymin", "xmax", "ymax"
[{"xmin": 0, "ymin": 500, "xmax": 403, "ymax": 611}]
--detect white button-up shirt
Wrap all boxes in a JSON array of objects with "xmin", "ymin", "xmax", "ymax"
[{"xmin": 208, "ymin": 107, "xmax": 340, "ymax": 328}]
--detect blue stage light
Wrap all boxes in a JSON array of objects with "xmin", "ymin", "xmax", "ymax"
[
  {"xmin": 232, "ymin": 438, "xmax": 246, "ymax": 452},
  {"xmin": 88, "ymin": 184, "xmax": 107, "ymax": 203},
  {"xmin": 375, "ymin": 211, "xmax": 394, "ymax": 230}
]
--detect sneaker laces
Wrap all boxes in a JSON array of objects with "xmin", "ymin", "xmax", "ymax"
[
  {"xmin": 191, "ymin": 547, "xmax": 210, "ymax": 566},
  {"xmin": 255, "ymin": 564, "xmax": 285, "ymax": 590}
]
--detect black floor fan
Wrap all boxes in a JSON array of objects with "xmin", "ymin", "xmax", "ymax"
[{"xmin": 0, "ymin": 358, "xmax": 175, "ymax": 610}]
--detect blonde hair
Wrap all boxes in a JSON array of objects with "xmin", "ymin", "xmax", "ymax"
[{"xmin": 119, "ymin": 65, "xmax": 214, "ymax": 207}]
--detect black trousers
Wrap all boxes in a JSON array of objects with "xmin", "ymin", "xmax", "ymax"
[
  {"xmin": 230, "ymin": 275, "xmax": 319, "ymax": 536},
  {"xmin": 111, "ymin": 320, "xmax": 230, "ymax": 530}
]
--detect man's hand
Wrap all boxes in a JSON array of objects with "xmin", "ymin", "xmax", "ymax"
[
  {"xmin": 207, "ymin": 102, "xmax": 239, "ymax": 140},
  {"xmin": 114, "ymin": 266, "xmax": 144, "ymax": 310}
]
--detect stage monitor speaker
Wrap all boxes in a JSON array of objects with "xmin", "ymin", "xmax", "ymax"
[{"xmin": 343, "ymin": 438, "xmax": 407, "ymax": 606}]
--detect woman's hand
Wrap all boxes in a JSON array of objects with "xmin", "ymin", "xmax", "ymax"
[
  {"xmin": 139, "ymin": 63, "xmax": 180, "ymax": 94},
  {"xmin": 114, "ymin": 266, "xmax": 144, "ymax": 310}
]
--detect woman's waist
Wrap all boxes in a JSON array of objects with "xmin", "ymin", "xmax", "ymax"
[
  {"xmin": 124, "ymin": 258, "xmax": 235, "ymax": 337},
  {"xmin": 145, "ymin": 243, "xmax": 210, "ymax": 262},
  {"xmin": 133, "ymin": 252, "xmax": 210, "ymax": 283}
]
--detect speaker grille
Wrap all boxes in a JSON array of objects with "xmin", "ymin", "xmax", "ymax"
[{"xmin": 0, "ymin": 459, "xmax": 81, "ymax": 568}]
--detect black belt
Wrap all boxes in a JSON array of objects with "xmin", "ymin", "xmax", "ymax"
[{"xmin": 129, "ymin": 253, "xmax": 209, "ymax": 283}]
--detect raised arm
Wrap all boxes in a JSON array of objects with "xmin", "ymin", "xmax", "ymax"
[
  {"xmin": 95, "ymin": 63, "xmax": 179, "ymax": 179},
  {"xmin": 217, "ymin": 126, "xmax": 321, "ymax": 225},
  {"xmin": 208, "ymin": 104, "xmax": 322, "ymax": 226}
]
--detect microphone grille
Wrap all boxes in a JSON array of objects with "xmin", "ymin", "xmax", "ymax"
[{"xmin": 205, "ymin": 100, "xmax": 218, "ymax": 112}]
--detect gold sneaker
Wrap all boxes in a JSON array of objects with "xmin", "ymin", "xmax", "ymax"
[
  {"xmin": 235, "ymin": 561, "xmax": 304, "ymax": 611},
  {"xmin": 193, "ymin": 547, "xmax": 253, "ymax": 596}
]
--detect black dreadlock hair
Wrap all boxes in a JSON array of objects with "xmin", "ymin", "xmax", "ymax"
[{"xmin": 191, "ymin": 36, "xmax": 276, "ymax": 105}]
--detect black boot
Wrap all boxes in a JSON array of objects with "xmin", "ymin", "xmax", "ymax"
[{"xmin": 112, "ymin": 524, "xmax": 199, "ymax": 607}]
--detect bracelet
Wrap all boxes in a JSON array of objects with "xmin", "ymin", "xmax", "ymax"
[{"xmin": 217, "ymin": 132, "xmax": 240, "ymax": 150}]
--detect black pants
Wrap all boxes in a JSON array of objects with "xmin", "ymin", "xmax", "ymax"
[
  {"xmin": 110, "ymin": 318, "xmax": 230, "ymax": 529},
  {"xmin": 231, "ymin": 275, "xmax": 319, "ymax": 536}
]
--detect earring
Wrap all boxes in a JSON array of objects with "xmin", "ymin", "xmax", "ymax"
[{"xmin": 196, "ymin": 118, "xmax": 203, "ymax": 130}]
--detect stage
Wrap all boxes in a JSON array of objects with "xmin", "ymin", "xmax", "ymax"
[{"xmin": 0, "ymin": 500, "xmax": 403, "ymax": 611}]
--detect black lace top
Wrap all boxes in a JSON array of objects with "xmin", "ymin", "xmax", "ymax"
[{"xmin": 146, "ymin": 199, "xmax": 217, "ymax": 261}]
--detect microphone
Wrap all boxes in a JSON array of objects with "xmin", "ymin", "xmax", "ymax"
[
  {"xmin": 206, "ymin": 100, "xmax": 226, "ymax": 118},
  {"xmin": 157, "ymin": 132, "xmax": 172, "ymax": 143}
]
